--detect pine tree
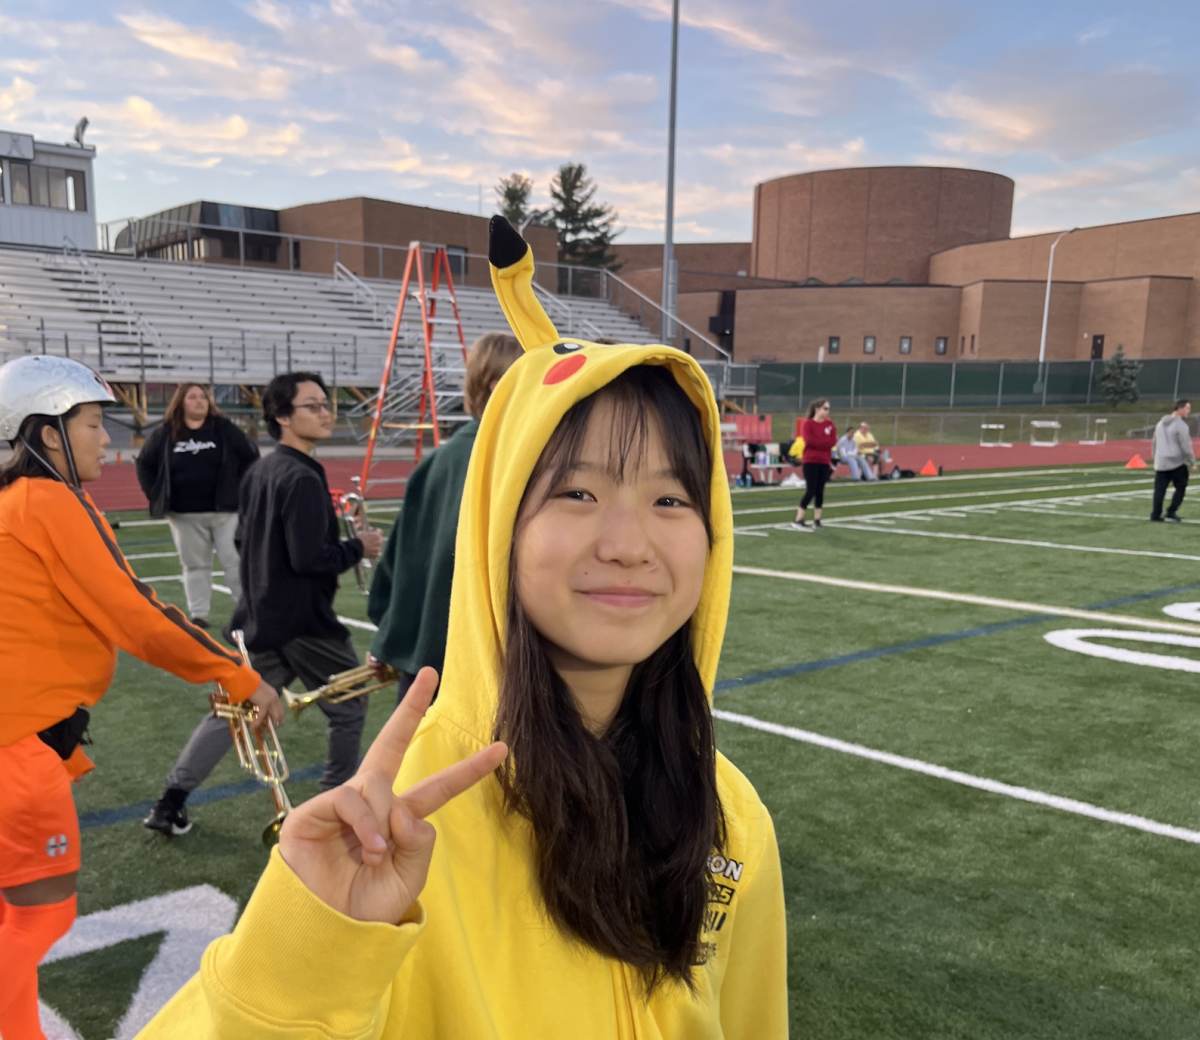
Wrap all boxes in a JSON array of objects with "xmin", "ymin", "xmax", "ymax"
[
  {"xmin": 495, "ymin": 173, "xmax": 533, "ymax": 226},
  {"xmin": 1099, "ymin": 344, "xmax": 1143, "ymax": 408},
  {"xmin": 548, "ymin": 163, "xmax": 621, "ymax": 271}
]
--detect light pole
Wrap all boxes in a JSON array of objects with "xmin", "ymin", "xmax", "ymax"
[
  {"xmin": 661, "ymin": 0, "xmax": 680, "ymax": 344},
  {"xmin": 1034, "ymin": 227, "xmax": 1077, "ymax": 393}
]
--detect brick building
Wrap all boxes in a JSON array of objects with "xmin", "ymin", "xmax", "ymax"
[{"xmin": 616, "ymin": 166, "xmax": 1200, "ymax": 364}]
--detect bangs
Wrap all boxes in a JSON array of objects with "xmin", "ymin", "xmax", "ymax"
[{"xmin": 521, "ymin": 364, "xmax": 713, "ymax": 543}]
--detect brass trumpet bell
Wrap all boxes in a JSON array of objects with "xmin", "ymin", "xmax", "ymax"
[
  {"xmin": 336, "ymin": 475, "xmax": 373, "ymax": 596},
  {"xmin": 284, "ymin": 662, "xmax": 400, "ymax": 719},
  {"xmin": 211, "ymin": 630, "xmax": 295, "ymax": 847}
]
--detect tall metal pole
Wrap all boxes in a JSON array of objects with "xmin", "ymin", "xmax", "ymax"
[
  {"xmin": 1035, "ymin": 227, "xmax": 1076, "ymax": 391},
  {"xmin": 661, "ymin": 0, "xmax": 681, "ymax": 343}
]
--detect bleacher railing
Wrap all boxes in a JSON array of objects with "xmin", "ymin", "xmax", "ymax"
[{"xmin": 98, "ymin": 216, "xmax": 730, "ymax": 361}]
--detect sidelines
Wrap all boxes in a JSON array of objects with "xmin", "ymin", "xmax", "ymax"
[
  {"xmin": 730, "ymin": 566, "xmax": 1200, "ymax": 636},
  {"xmin": 830, "ymin": 523, "xmax": 1200, "ymax": 563},
  {"xmin": 713, "ymin": 709, "xmax": 1200, "ymax": 846},
  {"xmin": 730, "ymin": 478, "xmax": 1147, "ymax": 517}
]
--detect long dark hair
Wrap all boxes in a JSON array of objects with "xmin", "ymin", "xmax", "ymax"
[
  {"xmin": 163, "ymin": 383, "xmax": 223, "ymax": 440},
  {"xmin": 0, "ymin": 407, "xmax": 81, "ymax": 489},
  {"xmin": 806, "ymin": 397, "xmax": 829, "ymax": 419},
  {"xmin": 493, "ymin": 365, "xmax": 725, "ymax": 995}
]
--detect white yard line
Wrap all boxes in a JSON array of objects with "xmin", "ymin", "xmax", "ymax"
[
  {"xmin": 122, "ymin": 551, "xmax": 182, "ymax": 561},
  {"xmin": 731, "ymin": 479, "xmax": 1148, "ymax": 516},
  {"xmin": 1012, "ymin": 506, "xmax": 1200, "ymax": 525},
  {"xmin": 728, "ymin": 465, "xmax": 1128, "ymax": 496},
  {"xmin": 136, "ymin": 574, "xmax": 381, "ymax": 633},
  {"xmin": 735, "ymin": 487, "xmax": 1149, "ymax": 532},
  {"xmin": 831, "ymin": 524, "xmax": 1200, "ymax": 563},
  {"xmin": 713, "ymin": 709, "xmax": 1200, "ymax": 846},
  {"xmin": 729, "ymin": 565, "xmax": 1200, "ymax": 636}
]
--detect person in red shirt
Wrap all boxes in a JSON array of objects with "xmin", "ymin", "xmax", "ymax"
[
  {"xmin": 0, "ymin": 356, "xmax": 282, "ymax": 1040},
  {"xmin": 791, "ymin": 398, "xmax": 837, "ymax": 530}
]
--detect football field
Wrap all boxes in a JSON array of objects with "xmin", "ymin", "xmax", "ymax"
[{"xmin": 39, "ymin": 464, "xmax": 1200, "ymax": 1039}]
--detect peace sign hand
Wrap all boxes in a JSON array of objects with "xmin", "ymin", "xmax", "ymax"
[{"xmin": 277, "ymin": 667, "xmax": 507, "ymax": 924}]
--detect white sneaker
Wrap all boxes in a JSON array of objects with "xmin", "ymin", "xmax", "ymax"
[{"xmin": 789, "ymin": 520, "xmax": 812, "ymax": 532}]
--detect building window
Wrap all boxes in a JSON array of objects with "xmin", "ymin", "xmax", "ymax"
[
  {"xmin": 960, "ymin": 335, "xmax": 965, "ymax": 356},
  {"xmin": 7, "ymin": 163, "xmax": 86, "ymax": 210},
  {"xmin": 828, "ymin": 335, "xmax": 840, "ymax": 355},
  {"xmin": 970, "ymin": 334, "xmax": 976, "ymax": 355},
  {"xmin": 291, "ymin": 240, "xmax": 301, "ymax": 269},
  {"xmin": 446, "ymin": 246, "xmax": 467, "ymax": 278},
  {"xmin": 935, "ymin": 337, "xmax": 948, "ymax": 355},
  {"xmin": 864, "ymin": 336, "xmax": 876, "ymax": 355},
  {"xmin": 10, "ymin": 161, "xmax": 30, "ymax": 205},
  {"xmin": 899, "ymin": 336, "xmax": 912, "ymax": 355}
]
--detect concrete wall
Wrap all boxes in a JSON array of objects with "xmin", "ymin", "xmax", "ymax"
[
  {"xmin": 612, "ymin": 241, "xmax": 752, "ymax": 276},
  {"xmin": 728, "ymin": 284, "xmax": 962, "ymax": 363},
  {"xmin": 752, "ymin": 166, "xmax": 1012, "ymax": 286}
]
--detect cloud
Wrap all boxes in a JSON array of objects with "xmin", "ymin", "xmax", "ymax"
[
  {"xmin": 925, "ymin": 57, "xmax": 1195, "ymax": 161},
  {"xmin": 118, "ymin": 12, "xmax": 290, "ymax": 100}
]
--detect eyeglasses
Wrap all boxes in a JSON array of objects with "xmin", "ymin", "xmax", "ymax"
[{"xmin": 293, "ymin": 402, "xmax": 332, "ymax": 414}]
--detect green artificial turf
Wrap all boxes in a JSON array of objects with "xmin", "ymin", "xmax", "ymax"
[{"xmin": 36, "ymin": 464, "xmax": 1200, "ymax": 1037}]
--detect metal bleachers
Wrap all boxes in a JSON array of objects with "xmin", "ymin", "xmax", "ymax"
[{"xmin": 0, "ymin": 243, "xmax": 658, "ymax": 387}]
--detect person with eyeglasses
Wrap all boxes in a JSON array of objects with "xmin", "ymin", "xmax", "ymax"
[{"xmin": 144, "ymin": 372, "xmax": 383, "ymax": 837}]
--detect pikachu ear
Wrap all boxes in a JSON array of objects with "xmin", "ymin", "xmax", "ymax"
[{"xmin": 489, "ymin": 216, "xmax": 559, "ymax": 352}]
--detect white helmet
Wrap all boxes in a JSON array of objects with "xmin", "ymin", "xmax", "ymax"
[{"xmin": 0, "ymin": 355, "xmax": 116, "ymax": 441}]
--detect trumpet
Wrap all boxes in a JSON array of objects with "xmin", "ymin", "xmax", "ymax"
[
  {"xmin": 337, "ymin": 475, "xmax": 372, "ymax": 595},
  {"xmin": 210, "ymin": 630, "xmax": 294, "ymax": 847},
  {"xmin": 284, "ymin": 661, "xmax": 399, "ymax": 720}
]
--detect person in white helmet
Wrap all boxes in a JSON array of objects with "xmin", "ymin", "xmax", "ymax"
[{"xmin": 0, "ymin": 356, "xmax": 283, "ymax": 1040}]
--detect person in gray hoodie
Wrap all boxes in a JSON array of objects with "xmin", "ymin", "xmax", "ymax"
[{"xmin": 1151, "ymin": 398, "xmax": 1195, "ymax": 522}]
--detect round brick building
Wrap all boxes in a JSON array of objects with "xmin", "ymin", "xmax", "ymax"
[{"xmin": 751, "ymin": 166, "xmax": 1014, "ymax": 287}]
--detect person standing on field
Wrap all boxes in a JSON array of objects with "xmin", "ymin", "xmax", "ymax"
[
  {"xmin": 136, "ymin": 383, "xmax": 259, "ymax": 627},
  {"xmin": 791, "ymin": 398, "xmax": 837, "ymax": 530},
  {"xmin": 143, "ymin": 373, "xmax": 383, "ymax": 837},
  {"xmin": 1150, "ymin": 398, "xmax": 1196, "ymax": 522}
]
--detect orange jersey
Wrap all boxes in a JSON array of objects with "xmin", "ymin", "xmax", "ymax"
[{"xmin": 0, "ymin": 476, "xmax": 260, "ymax": 747}]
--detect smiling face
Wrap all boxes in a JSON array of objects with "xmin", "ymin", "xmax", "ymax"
[{"xmin": 513, "ymin": 396, "xmax": 709, "ymax": 676}]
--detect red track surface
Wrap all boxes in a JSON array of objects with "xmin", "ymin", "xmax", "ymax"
[
  {"xmin": 87, "ymin": 459, "xmax": 416, "ymax": 512},
  {"xmin": 87, "ymin": 437, "xmax": 1163, "ymax": 513}
]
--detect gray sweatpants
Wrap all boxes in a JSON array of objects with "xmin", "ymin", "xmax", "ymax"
[
  {"xmin": 164, "ymin": 634, "xmax": 368, "ymax": 796},
  {"xmin": 167, "ymin": 511, "xmax": 241, "ymax": 619}
]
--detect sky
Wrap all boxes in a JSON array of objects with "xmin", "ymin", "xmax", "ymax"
[{"xmin": 1, "ymin": 0, "xmax": 1197, "ymax": 244}]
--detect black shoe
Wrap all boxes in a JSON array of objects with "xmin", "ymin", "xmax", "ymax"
[
  {"xmin": 1165, "ymin": 514, "xmax": 1182, "ymax": 523},
  {"xmin": 143, "ymin": 789, "xmax": 192, "ymax": 836},
  {"xmin": 814, "ymin": 519, "xmax": 823, "ymax": 528},
  {"xmin": 1150, "ymin": 516, "xmax": 1165, "ymax": 522},
  {"xmin": 190, "ymin": 617, "xmax": 210, "ymax": 629}
]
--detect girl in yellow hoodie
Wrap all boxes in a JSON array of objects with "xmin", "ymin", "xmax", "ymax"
[{"xmin": 138, "ymin": 217, "xmax": 788, "ymax": 1040}]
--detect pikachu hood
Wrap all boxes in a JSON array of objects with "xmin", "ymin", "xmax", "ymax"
[
  {"xmin": 136, "ymin": 217, "xmax": 786, "ymax": 1040},
  {"xmin": 433, "ymin": 215, "xmax": 734, "ymax": 743}
]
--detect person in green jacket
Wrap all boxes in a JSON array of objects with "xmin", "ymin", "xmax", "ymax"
[{"xmin": 367, "ymin": 332, "xmax": 523, "ymax": 700}]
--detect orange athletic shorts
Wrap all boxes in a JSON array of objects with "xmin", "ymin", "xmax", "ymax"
[{"xmin": 0, "ymin": 734, "xmax": 81, "ymax": 888}]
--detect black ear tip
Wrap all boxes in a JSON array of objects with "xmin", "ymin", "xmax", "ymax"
[{"xmin": 489, "ymin": 215, "xmax": 529, "ymax": 269}]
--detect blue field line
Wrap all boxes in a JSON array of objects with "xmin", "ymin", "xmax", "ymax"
[
  {"xmin": 713, "ymin": 580, "xmax": 1200, "ymax": 695},
  {"xmin": 78, "ymin": 765, "xmax": 323, "ymax": 830},
  {"xmin": 78, "ymin": 581, "xmax": 1200, "ymax": 830}
]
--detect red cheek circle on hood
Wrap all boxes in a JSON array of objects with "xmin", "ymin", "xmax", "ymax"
[{"xmin": 543, "ymin": 354, "xmax": 587, "ymax": 385}]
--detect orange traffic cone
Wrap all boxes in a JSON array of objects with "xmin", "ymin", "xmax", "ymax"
[
  {"xmin": 919, "ymin": 459, "xmax": 939, "ymax": 476},
  {"xmin": 1125, "ymin": 454, "xmax": 1148, "ymax": 469}
]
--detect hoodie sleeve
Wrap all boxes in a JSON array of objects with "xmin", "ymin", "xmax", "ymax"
[
  {"xmin": 135, "ymin": 849, "xmax": 424, "ymax": 1040},
  {"xmin": 718, "ymin": 813, "xmax": 789, "ymax": 1040},
  {"xmin": 135, "ymin": 425, "xmax": 166, "ymax": 499},
  {"xmin": 24, "ymin": 483, "xmax": 261, "ymax": 702}
]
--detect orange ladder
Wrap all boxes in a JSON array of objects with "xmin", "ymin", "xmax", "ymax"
[{"xmin": 359, "ymin": 241, "xmax": 469, "ymax": 494}]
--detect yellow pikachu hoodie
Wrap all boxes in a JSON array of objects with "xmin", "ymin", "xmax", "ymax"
[{"xmin": 138, "ymin": 218, "xmax": 788, "ymax": 1040}]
